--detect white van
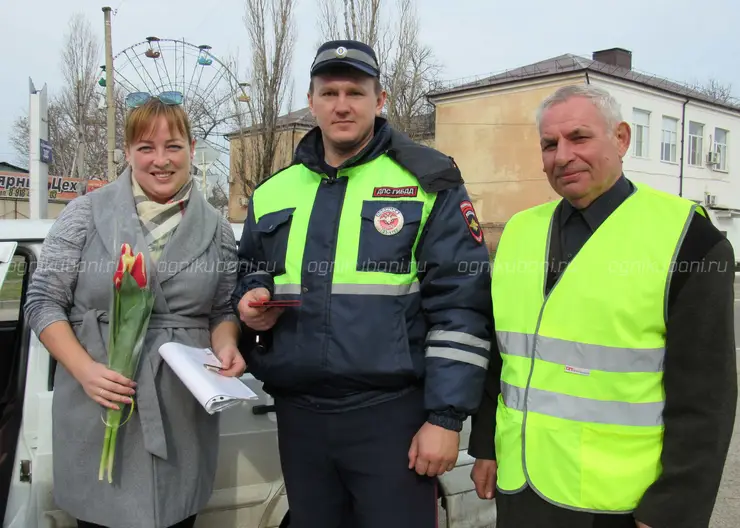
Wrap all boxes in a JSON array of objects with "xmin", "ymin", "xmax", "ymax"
[{"xmin": 0, "ymin": 219, "xmax": 496, "ymax": 528}]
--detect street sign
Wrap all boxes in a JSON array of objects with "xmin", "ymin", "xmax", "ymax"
[{"xmin": 40, "ymin": 139, "xmax": 53, "ymax": 164}]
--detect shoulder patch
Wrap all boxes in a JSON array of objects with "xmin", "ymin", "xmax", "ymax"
[{"xmin": 460, "ymin": 200, "xmax": 483, "ymax": 244}]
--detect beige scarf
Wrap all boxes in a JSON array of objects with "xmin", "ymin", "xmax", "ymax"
[{"xmin": 131, "ymin": 176, "xmax": 193, "ymax": 263}]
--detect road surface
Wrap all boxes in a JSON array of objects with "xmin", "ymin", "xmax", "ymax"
[{"xmin": 708, "ymin": 275, "xmax": 740, "ymax": 527}]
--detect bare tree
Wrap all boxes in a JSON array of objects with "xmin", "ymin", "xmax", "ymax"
[
  {"xmin": 690, "ymin": 78, "xmax": 736, "ymax": 104},
  {"xmin": 8, "ymin": 115, "xmax": 30, "ymax": 165},
  {"xmin": 315, "ymin": 0, "xmax": 440, "ymax": 140},
  {"xmin": 9, "ymin": 13, "xmax": 129, "ymax": 193},
  {"xmin": 317, "ymin": 0, "xmax": 384, "ymax": 52},
  {"xmin": 382, "ymin": 0, "xmax": 440, "ymax": 141},
  {"xmin": 315, "ymin": 0, "xmax": 391, "ymax": 67},
  {"xmin": 223, "ymin": 56, "xmax": 254, "ymax": 201},
  {"xmin": 56, "ymin": 13, "xmax": 101, "ymax": 194},
  {"xmin": 241, "ymin": 0, "xmax": 297, "ymax": 186},
  {"xmin": 9, "ymin": 103, "xmax": 76, "ymax": 178},
  {"xmin": 207, "ymin": 178, "xmax": 230, "ymax": 213}
]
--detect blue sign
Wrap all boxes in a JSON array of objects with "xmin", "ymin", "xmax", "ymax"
[{"xmin": 40, "ymin": 139, "xmax": 53, "ymax": 164}]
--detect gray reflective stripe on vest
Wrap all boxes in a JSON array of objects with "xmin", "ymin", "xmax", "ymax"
[
  {"xmin": 274, "ymin": 284, "xmax": 302, "ymax": 295},
  {"xmin": 497, "ymin": 331, "xmax": 665, "ymax": 373},
  {"xmin": 331, "ymin": 283, "xmax": 420, "ymax": 295},
  {"xmin": 428, "ymin": 330, "xmax": 491, "ymax": 351},
  {"xmin": 501, "ymin": 382, "xmax": 664, "ymax": 427},
  {"xmin": 426, "ymin": 347, "xmax": 489, "ymax": 369},
  {"xmin": 275, "ymin": 283, "xmax": 420, "ymax": 296}
]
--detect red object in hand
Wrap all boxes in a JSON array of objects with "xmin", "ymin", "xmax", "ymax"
[{"xmin": 247, "ymin": 300, "xmax": 302, "ymax": 307}]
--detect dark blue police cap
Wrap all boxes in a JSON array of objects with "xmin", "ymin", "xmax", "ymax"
[{"xmin": 310, "ymin": 40, "xmax": 380, "ymax": 78}]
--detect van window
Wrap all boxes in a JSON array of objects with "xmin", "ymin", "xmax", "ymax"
[
  {"xmin": 0, "ymin": 255, "xmax": 24, "ymax": 320},
  {"xmin": 0, "ymin": 254, "xmax": 25, "ymax": 391},
  {"xmin": 0, "ymin": 248, "xmax": 33, "ymax": 518}
]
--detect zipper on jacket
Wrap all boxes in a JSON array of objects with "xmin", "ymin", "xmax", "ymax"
[{"xmin": 321, "ymin": 169, "xmax": 345, "ymax": 370}]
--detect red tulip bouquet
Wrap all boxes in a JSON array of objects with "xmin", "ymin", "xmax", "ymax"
[{"xmin": 98, "ymin": 243, "xmax": 155, "ymax": 483}]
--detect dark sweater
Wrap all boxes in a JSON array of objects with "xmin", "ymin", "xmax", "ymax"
[{"xmin": 469, "ymin": 176, "xmax": 738, "ymax": 528}]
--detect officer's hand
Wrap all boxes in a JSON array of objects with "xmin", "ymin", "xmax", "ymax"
[
  {"xmin": 408, "ymin": 422, "xmax": 459, "ymax": 477},
  {"xmin": 636, "ymin": 523, "xmax": 652, "ymax": 528},
  {"xmin": 470, "ymin": 459, "xmax": 497, "ymax": 500},
  {"xmin": 237, "ymin": 288, "xmax": 284, "ymax": 331}
]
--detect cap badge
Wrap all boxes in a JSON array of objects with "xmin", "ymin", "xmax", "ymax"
[
  {"xmin": 374, "ymin": 207, "xmax": 404, "ymax": 236},
  {"xmin": 335, "ymin": 46, "xmax": 348, "ymax": 58}
]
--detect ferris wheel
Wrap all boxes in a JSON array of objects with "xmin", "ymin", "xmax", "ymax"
[{"xmin": 100, "ymin": 37, "xmax": 250, "ymax": 192}]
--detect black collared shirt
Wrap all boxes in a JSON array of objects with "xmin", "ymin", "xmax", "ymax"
[{"xmin": 547, "ymin": 175, "xmax": 634, "ymax": 293}]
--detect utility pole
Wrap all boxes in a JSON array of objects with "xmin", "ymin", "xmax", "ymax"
[
  {"xmin": 103, "ymin": 6, "xmax": 116, "ymax": 182},
  {"xmin": 28, "ymin": 78, "xmax": 49, "ymax": 220}
]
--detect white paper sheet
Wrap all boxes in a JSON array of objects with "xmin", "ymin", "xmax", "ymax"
[{"xmin": 158, "ymin": 342, "xmax": 258, "ymax": 414}]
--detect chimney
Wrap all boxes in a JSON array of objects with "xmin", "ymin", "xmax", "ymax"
[{"xmin": 592, "ymin": 48, "xmax": 632, "ymax": 70}]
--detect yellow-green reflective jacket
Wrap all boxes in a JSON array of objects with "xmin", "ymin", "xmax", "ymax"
[
  {"xmin": 233, "ymin": 121, "xmax": 493, "ymax": 428},
  {"xmin": 491, "ymin": 183, "xmax": 701, "ymax": 513}
]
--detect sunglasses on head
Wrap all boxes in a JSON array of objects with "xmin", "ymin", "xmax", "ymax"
[{"xmin": 125, "ymin": 91, "xmax": 184, "ymax": 109}]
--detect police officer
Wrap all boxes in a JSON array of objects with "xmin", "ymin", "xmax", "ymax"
[
  {"xmin": 469, "ymin": 84, "xmax": 737, "ymax": 528},
  {"xmin": 233, "ymin": 40, "xmax": 493, "ymax": 527}
]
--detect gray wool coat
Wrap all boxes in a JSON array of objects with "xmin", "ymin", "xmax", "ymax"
[{"xmin": 24, "ymin": 168, "xmax": 239, "ymax": 528}]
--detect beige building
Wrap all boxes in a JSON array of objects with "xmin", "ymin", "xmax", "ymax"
[
  {"xmin": 427, "ymin": 47, "xmax": 738, "ymax": 252},
  {"xmin": 226, "ymin": 108, "xmax": 316, "ymax": 223}
]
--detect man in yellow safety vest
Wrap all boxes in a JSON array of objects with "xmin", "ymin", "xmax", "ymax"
[{"xmin": 468, "ymin": 84, "xmax": 737, "ymax": 528}]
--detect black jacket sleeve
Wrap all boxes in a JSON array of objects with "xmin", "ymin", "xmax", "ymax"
[
  {"xmin": 635, "ymin": 214, "xmax": 738, "ymax": 528},
  {"xmin": 414, "ymin": 184, "xmax": 494, "ymax": 432},
  {"xmin": 467, "ymin": 333, "xmax": 501, "ymax": 459},
  {"xmin": 231, "ymin": 201, "xmax": 275, "ymax": 313}
]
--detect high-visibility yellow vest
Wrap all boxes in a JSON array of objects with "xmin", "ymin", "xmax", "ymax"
[
  {"xmin": 491, "ymin": 183, "xmax": 701, "ymax": 513},
  {"xmin": 251, "ymin": 155, "xmax": 437, "ymax": 297}
]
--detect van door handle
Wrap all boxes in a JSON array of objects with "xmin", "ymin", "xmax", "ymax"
[{"xmin": 252, "ymin": 404, "xmax": 276, "ymax": 415}]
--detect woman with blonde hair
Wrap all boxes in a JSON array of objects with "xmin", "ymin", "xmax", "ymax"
[{"xmin": 24, "ymin": 91, "xmax": 245, "ymax": 528}]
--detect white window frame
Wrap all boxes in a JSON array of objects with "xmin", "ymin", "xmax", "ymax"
[
  {"xmin": 632, "ymin": 109, "xmax": 650, "ymax": 158},
  {"xmin": 660, "ymin": 116, "xmax": 678, "ymax": 163},
  {"xmin": 688, "ymin": 121, "xmax": 704, "ymax": 167},
  {"xmin": 714, "ymin": 128, "xmax": 729, "ymax": 171}
]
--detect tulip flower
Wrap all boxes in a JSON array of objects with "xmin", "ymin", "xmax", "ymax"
[{"xmin": 99, "ymin": 243, "xmax": 155, "ymax": 483}]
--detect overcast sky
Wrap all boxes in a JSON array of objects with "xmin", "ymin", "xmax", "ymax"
[{"xmin": 1, "ymin": 0, "xmax": 738, "ymax": 167}]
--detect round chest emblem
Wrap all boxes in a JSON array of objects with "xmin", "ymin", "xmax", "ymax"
[
  {"xmin": 335, "ymin": 46, "xmax": 348, "ymax": 57},
  {"xmin": 374, "ymin": 207, "xmax": 404, "ymax": 235}
]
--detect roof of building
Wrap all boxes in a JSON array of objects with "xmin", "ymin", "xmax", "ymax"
[
  {"xmin": 0, "ymin": 161, "xmax": 28, "ymax": 173},
  {"xmin": 429, "ymin": 52, "xmax": 740, "ymax": 113},
  {"xmin": 225, "ymin": 107, "xmax": 317, "ymax": 138}
]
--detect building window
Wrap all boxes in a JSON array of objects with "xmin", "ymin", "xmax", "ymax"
[
  {"xmin": 688, "ymin": 122, "xmax": 704, "ymax": 166},
  {"xmin": 661, "ymin": 116, "xmax": 678, "ymax": 163},
  {"xmin": 632, "ymin": 109, "xmax": 650, "ymax": 158},
  {"xmin": 714, "ymin": 128, "xmax": 728, "ymax": 171}
]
